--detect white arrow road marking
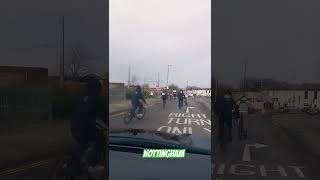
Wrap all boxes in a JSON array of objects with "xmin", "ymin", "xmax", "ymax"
[
  {"xmin": 186, "ymin": 106, "xmax": 195, "ymax": 113},
  {"xmin": 242, "ymin": 143, "xmax": 268, "ymax": 162},
  {"xmin": 203, "ymin": 128, "xmax": 211, "ymax": 133}
]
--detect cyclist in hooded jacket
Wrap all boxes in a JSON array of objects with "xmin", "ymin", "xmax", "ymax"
[
  {"xmin": 70, "ymin": 76, "xmax": 107, "ymax": 174},
  {"xmin": 131, "ymin": 85, "xmax": 146, "ymax": 114}
]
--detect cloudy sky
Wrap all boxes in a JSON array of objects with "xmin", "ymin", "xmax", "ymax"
[
  {"xmin": 0, "ymin": 0, "xmax": 108, "ymax": 76},
  {"xmin": 109, "ymin": 0, "xmax": 211, "ymax": 88},
  {"xmin": 214, "ymin": 0, "xmax": 320, "ymax": 86}
]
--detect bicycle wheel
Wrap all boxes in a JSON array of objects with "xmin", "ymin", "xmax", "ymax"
[
  {"xmin": 124, "ymin": 110, "xmax": 134, "ymax": 124},
  {"xmin": 48, "ymin": 154, "xmax": 75, "ymax": 180},
  {"xmin": 178, "ymin": 101, "xmax": 182, "ymax": 110},
  {"xmin": 136, "ymin": 107, "xmax": 146, "ymax": 120},
  {"xmin": 239, "ymin": 115, "xmax": 245, "ymax": 140},
  {"xmin": 220, "ymin": 124, "xmax": 228, "ymax": 152}
]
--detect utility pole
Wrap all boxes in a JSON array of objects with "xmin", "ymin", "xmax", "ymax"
[
  {"xmin": 128, "ymin": 66, "xmax": 131, "ymax": 87},
  {"xmin": 157, "ymin": 72, "xmax": 160, "ymax": 89},
  {"xmin": 166, "ymin": 65, "xmax": 172, "ymax": 88},
  {"xmin": 59, "ymin": 16, "xmax": 65, "ymax": 89},
  {"xmin": 243, "ymin": 60, "xmax": 247, "ymax": 94}
]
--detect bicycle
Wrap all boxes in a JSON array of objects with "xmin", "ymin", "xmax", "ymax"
[
  {"xmin": 234, "ymin": 113, "xmax": 247, "ymax": 140},
  {"xmin": 162, "ymin": 99, "xmax": 166, "ymax": 109},
  {"xmin": 124, "ymin": 105, "xmax": 146, "ymax": 124},
  {"xmin": 178, "ymin": 99, "xmax": 183, "ymax": 110},
  {"xmin": 219, "ymin": 121, "xmax": 229, "ymax": 152},
  {"xmin": 48, "ymin": 120, "xmax": 107, "ymax": 180}
]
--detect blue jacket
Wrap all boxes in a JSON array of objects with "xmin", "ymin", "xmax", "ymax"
[
  {"xmin": 177, "ymin": 92, "xmax": 184, "ymax": 100},
  {"xmin": 131, "ymin": 91, "xmax": 146, "ymax": 106},
  {"xmin": 214, "ymin": 96, "xmax": 238, "ymax": 122},
  {"xmin": 70, "ymin": 95, "xmax": 107, "ymax": 144}
]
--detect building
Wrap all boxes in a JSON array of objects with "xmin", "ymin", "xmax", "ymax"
[
  {"xmin": 264, "ymin": 89, "xmax": 320, "ymax": 109},
  {"xmin": 234, "ymin": 85, "xmax": 320, "ymax": 110},
  {"xmin": 0, "ymin": 66, "xmax": 49, "ymax": 120},
  {"xmin": 189, "ymin": 89, "xmax": 211, "ymax": 97},
  {"xmin": 0, "ymin": 66, "xmax": 48, "ymax": 87}
]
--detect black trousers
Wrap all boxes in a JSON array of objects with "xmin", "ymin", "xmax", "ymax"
[{"xmin": 218, "ymin": 118, "xmax": 232, "ymax": 143}]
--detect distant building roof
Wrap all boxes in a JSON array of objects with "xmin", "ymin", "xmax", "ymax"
[
  {"xmin": 0, "ymin": 66, "xmax": 47, "ymax": 73},
  {"xmin": 110, "ymin": 82, "xmax": 125, "ymax": 84}
]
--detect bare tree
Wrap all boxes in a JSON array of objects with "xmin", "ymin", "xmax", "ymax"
[{"xmin": 65, "ymin": 47, "xmax": 89, "ymax": 80}]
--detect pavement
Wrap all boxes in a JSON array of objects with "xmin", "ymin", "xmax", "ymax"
[
  {"xmin": 0, "ymin": 98, "xmax": 164, "ymax": 179},
  {"xmin": 214, "ymin": 112, "xmax": 320, "ymax": 180},
  {"xmin": 0, "ymin": 118, "xmax": 72, "ymax": 179}
]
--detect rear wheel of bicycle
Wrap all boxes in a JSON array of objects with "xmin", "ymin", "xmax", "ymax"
[
  {"xmin": 178, "ymin": 102, "xmax": 182, "ymax": 110},
  {"xmin": 48, "ymin": 154, "xmax": 75, "ymax": 180},
  {"xmin": 221, "ymin": 127, "xmax": 228, "ymax": 152},
  {"xmin": 124, "ymin": 111, "xmax": 134, "ymax": 124},
  {"xmin": 136, "ymin": 107, "xmax": 146, "ymax": 120}
]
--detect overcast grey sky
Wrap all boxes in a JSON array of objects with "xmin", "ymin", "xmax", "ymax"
[
  {"xmin": 109, "ymin": 0, "xmax": 211, "ymax": 88},
  {"xmin": 214, "ymin": 0, "xmax": 320, "ymax": 86},
  {"xmin": 0, "ymin": 0, "xmax": 107, "ymax": 76}
]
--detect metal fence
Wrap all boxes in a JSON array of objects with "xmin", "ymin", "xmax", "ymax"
[
  {"xmin": 109, "ymin": 88, "xmax": 126, "ymax": 102},
  {"xmin": 0, "ymin": 87, "xmax": 49, "ymax": 121}
]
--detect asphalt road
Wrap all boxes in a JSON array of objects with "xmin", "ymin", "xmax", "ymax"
[
  {"xmin": 0, "ymin": 98, "xmax": 211, "ymax": 180},
  {"xmin": 214, "ymin": 113, "xmax": 320, "ymax": 180},
  {"xmin": 109, "ymin": 98, "xmax": 211, "ymax": 139},
  {"xmin": 0, "ymin": 158, "xmax": 54, "ymax": 180}
]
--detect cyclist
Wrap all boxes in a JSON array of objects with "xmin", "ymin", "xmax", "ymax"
[
  {"xmin": 70, "ymin": 75, "xmax": 107, "ymax": 175},
  {"xmin": 161, "ymin": 91, "xmax": 168, "ymax": 106},
  {"xmin": 131, "ymin": 85, "xmax": 146, "ymax": 114},
  {"xmin": 177, "ymin": 90, "xmax": 185, "ymax": 108},
  {"xmin": 184, "ymin": 92, "xmax": 188, "ymax": 106},
  {"xmin": 214, "ymin": 90, "xmax": 238, "ymax": 151},
  {"xmin": 238, "ymin": 96, "xmax": 248, "ymax": 138}
]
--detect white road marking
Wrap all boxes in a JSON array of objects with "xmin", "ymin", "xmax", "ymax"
[
  {"xmin": 288, "ymin": 166, "xmax": 306, "ymax": 178},
  {"xmin": 213, "ymin": 163, "xmax": 305, "ymax": 178},
  {"xmin": 229, "ymin": 164, "xmax": 256, "ymax": 175},
  {"xmin": 260, "ymin": 165, "xmax": 287, "ymax": 177},
  {"xmin": 203, "ymin": 128, "xmax": 211, "ymax": 133},
  {"xmin": 242, "ymin": 143, "xmax": 268, "ymax": 162},
  {"xmin": 157, "ymin": 126, "xmax": 171, "ymax": 133},
  {"xmin": 157, "ymin": 126, "xmax": 192, "ymax": 135},
  {"xmin": 186, "ymin": 106, "xmax": 195, "ymax": 113}
]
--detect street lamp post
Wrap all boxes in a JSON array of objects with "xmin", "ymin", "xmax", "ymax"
[
  {"xmin": 59, "ymin": 16, "xmax": 65, "ymax": 89},
  {"xmin": 166, "ymin": 65, "xmax": 172, "ymax": 88}
]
